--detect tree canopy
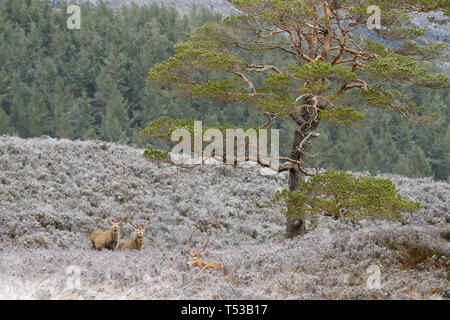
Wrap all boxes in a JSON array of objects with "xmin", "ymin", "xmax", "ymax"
[
  {"xmin": 145, "ymin": 0, "xmax": 449, "ymax": 237},
  {"xmin": 148, "ymin": 0, "xmax": 449, "ymax": 131}
]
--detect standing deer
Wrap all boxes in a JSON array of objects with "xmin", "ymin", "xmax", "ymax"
[
  {"xmin": 188, "ymin": 231, "xmax": 225, "ymax": 273},
  {"xmin": 118, "ymin": 207, "xmax": 152, "ymax": 251},
  {"xmin": 90, "ymin": 205, "xmax": 126, "ymax": 250}
]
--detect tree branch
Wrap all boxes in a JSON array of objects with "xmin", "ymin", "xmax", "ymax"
[{"xmin": 232, "ymin": 71, "xmax": 256, "ymax": 93}]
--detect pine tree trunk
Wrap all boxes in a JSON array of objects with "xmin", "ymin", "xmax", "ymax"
[{"xmin": 285, "ymin": 113, "xmax": 320, "ymax": 239}]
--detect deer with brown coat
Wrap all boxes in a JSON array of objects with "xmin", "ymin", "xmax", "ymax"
[
  {"xmin": 188, "ymin": 231, "xmax": 225, "ymax": 273},
  {"xmin": 90, "ymin": 205, "xmax": 126, "ymax": 250},
  {"xmin": 118, "ymin": 207, "xmax": 152, "ymax": 251}
]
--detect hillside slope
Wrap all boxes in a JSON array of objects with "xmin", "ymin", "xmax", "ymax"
[
  {"xmin": 51, "ymin": 0, "xmax": 449, "ymax": 41},
  {"xmin": 0, "ymin": 136, "xmax": 448, "ymax": 299},
  {"xmin": 50, "ymin": 0, "xmax": 240, "ymax": 15}
]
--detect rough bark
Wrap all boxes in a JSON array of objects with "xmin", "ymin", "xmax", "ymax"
[{"xmin": 285, "ymin": 108, "xmax": 321, "ymax": 239}]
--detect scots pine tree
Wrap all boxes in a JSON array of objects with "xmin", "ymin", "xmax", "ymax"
[{"xmin": 146, "ymin": 1, "xmax": 449, "ymax": 238}]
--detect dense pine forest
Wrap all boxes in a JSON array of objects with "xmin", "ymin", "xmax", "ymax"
[{"xmin": 0, "ymin": 0, "xmax": 448, "ymax": 180}]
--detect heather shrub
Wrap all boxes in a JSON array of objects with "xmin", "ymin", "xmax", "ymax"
[{"xmin": 0, "ymin": 136, "xmax": 448, "ymax": 299}]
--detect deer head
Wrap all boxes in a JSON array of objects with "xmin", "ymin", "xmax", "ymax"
[
  {"xmin": 188, "ymin": 231, "xmax": 211, "ymax": 267},
  {"xmin": 187, "ymin": 231, "xmax": 226, "ymax": 274},
  {"xmin": 103, "ymin": 205, "xmax": 126, "ymax": 237},
  {"xmin": 90, "ymin": 205, "xmax": 126, "ymax": 250},
  {"xmin": 126, "ymin": 207, "xmax": 152, "ymax": 246}
]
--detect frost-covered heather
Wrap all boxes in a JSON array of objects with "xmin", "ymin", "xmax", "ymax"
[{"xmin": 0, "ymin": 135, "xmax": 448, "ymax": 299}]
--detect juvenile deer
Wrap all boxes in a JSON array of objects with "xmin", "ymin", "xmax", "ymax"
[
  {"xmin": 188, "ymin": 231, "xmax": 224, "ymax": 273},
  {"xmin": 118, "ymin": 207, "xmax": 152, "ymax": 251},
  {"xmin": 90, "ymin": 205, "xmax": 126, "ymax": 250}
]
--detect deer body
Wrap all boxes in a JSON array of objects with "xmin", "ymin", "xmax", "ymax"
[
  {"xmin": 188, "ymin": 255, "xmax": 224, "ymax": 272},
  {"xmin": 90, "ymin": 206, "xmax": 126, "ymax": 251},
  {"xmin": 188, "ymin": 231, "xmax": 225, "ymax": 274},
  {"xmin": 118, "ymin": 233, "xmax": 144, "ymax": 251},
  {"xmin": 90, "ymin": 229, "xmax": 120, "ymax": 250},
  {"xmin": 118, "ymin": 207, "xmax": 152, "ymax": 251}
]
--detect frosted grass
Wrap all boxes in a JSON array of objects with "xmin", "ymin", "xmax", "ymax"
[{"xmin": 0, "ymin": 135, "xmax": 448, "ymax": 299}]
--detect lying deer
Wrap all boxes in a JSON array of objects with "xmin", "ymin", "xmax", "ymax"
[
  {"xmin": 118, "ymin": 207, "xmax": 152, "ymax": 251},
  {"xmin": 188, "ymin": 231, "xmax": 225, "ymax": 273},
  {"xmin": 90, "ymin": 205, "xmax": 126, "ymax": 250}
]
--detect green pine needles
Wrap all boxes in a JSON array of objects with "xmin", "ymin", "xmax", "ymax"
[
  {"xmin": 272, "ymin": 170, "xmax": 421, "ymax": 221},
  {"xmin": 143, "ymin": 145, "xmax": 170, "ymax": 162}
]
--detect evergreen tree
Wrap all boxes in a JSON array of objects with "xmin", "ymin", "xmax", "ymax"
[
  {"xmin": 94, "ymin": 69, "xmax": 115, "ymax": 125},
  {"xmin": 73, "ymin": 48, "xmax": 96, "ymax": 97},
  {"xmin": 408, "ymin": 145, "xmax": 432, "ymax": 178},
  {"xmin": 0, "ymin": 68, "xmax": 11, "ymax": 112},
  {"xmin": 0, "ymin": 107, "xmax": 11, "ymax": 135},
  {"xmin": 429, "ymin": 123, "xmax": 449, "ymax": 180},
  {"xmin": 397, "ymin": 124, "xmax": 412, "ymax": 155},
  {"xmin": 9, "ymin": 91, "xmax": 27, "ymax": 137},
  {"xmin": 343, "ymin": 136, "xmax": 371, "ymax": 171},
  {"xmin": 51, "ymin": 26, "xmax": 67, "ymax": 63},
  {"xmin": 29, "ymin": 83, "xmax": 44, "ymax": 138},
  {"xmin": 378, "ymin": 133, "xmax": 400, "ymax": 173},
  {"xmin": 363, "ymin": 152, "xmax": 378, "ymax": 175},
  {"xmin": 33, "ymin": 57, "xmax": 56, "ymax": 135},
  {"xmin": 104, "ymin": 50, "xmax": 128, "ymax": 95},
  {"xmin": 53, "ymin": 77, "xmax": 73, "ymax": 139},
  {"xmin": 100, "ymin": 84, "xmax": 129, "ymax": 143},
  {"xmin": 146, "ymin": 0, "xmax": 449, "ymax": 237},
  {"xmin": 71, "ymin": 90, "xmax": 97, "ymax": 140},
  {"xmin": 393, "ymin": 155, "xmax": 412, "ymax": 177}
]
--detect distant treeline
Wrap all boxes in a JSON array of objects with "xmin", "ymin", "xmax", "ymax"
[{"xmin": 0, "ymin": 0, "xmax": 448, "ymax": 180}]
